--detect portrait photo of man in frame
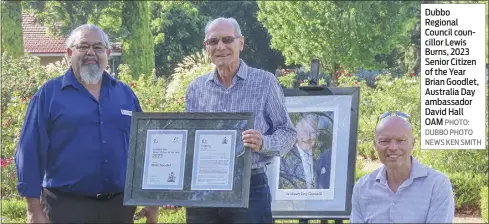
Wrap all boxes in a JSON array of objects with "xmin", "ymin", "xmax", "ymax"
[{"xmin": 279, "ymin": 112, "xmax": 334, "ymax": 190}]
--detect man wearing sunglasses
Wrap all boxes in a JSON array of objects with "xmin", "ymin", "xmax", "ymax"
[
  {"xmin": 185, "ymin": 17, "xmax": 296, "ymax": 223},
  {"xmin": 350, "ymin": 111, "xmax": 455, "ymax": 223},
  {"xmin": 15, "ymin": 24, "xmax": 158, "ymax": 223}
]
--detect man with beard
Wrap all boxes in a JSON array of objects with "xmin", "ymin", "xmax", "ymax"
[
  {"xmin": 350, "ymin": 111, "xmax": 454, "ymax": 223},
  {"xmin": 15, "ymin": 24, "xmax": 158, "ymax": 223},
  {"xmin": 184, "ymin": 17, "xmax": 296, "ymax": 223}
]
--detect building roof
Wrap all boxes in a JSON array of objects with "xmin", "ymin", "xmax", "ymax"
[{"xmin": 22, "ymin": 14, "xmax": 122, "ymax": 54}]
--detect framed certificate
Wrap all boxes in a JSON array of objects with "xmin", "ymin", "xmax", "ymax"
[
  {"xmin": 123, "ymin": 112, "xmax": 254, "ymax": 208},
  {"xmin": 266, "ymin": 87, "xmax": 360, "ymax": 219}
]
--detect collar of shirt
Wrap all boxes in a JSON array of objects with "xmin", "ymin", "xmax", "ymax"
[
  {"xmin": 206, "ymin": 59, "xmax": 249, "ymax": 86},
  {"xmin": 61, "ymin": 66, "xmax": 116, "ymax": 90},
  {"xmin": 296, "ymin": 144, "xmax": 313, "ymax": 159},
  {"xmin": 375, "ymin": 156, "xmax": 428, "ymax": 187}
]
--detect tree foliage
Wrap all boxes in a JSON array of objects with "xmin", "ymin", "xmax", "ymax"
[
  {"xmin": 1, "ymin": 1, "xmax": 24, "ymax": 58},
  {"xmin": 150, "ymin": 2, "xmax": 208, "ymax": 77},
  {"xmin": 257, "ymin": 1, "xmax": 418, "ymax": 75},
  {"xmin": 121, "ymin": 1, "xmax": 155, "ymax": 77},
  {"xmin": 193, "ymin": 1, "xmax": 285, "ymax": 73},
  {"xmin": 23, "ymin": 1, "xmax": 120, "ymax": 38}
]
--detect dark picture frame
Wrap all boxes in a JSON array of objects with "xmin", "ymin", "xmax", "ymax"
[
  {"xmin": 266, "ymin": 87, "xmax": 360, "ymax": 219},
  {"xmin": 123, "ymin": 112, "xmax": 254, "ymax": 208}
]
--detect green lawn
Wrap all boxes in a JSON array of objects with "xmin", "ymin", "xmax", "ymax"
[
  {"xmin": 134, "ymin": 207, "xmax": 348, "ymax": 223},
  {"xmin": 1, "ymin": 199, "xmax": 348, "ymax": 223}
]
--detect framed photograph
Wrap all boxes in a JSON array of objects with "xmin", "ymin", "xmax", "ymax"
[
  {"xmin": 266, "ymin": 87, "xmax": 360, "ymax": 219},
  {"xmin": 123, "ymin": 112, "xmax": 254, "ymax": 208}
]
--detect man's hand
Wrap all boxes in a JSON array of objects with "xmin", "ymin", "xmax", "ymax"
[
  {"xmin": 27, "ymin": 211, "xmax": 49, "ymax": 223},
  {"xmin": 26, "ymin": 197, "xmax": 49, "ymax": 224},
  {"xmin": 135, "ymin": 206, "xmax": 158, "ymax": 224},
  {"xmin": 242, "ymin": 129, "xmax": 263, "ymax": 152}
]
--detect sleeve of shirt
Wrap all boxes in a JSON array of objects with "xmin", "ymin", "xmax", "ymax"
[
  {"xmin": 14, "ymin": 94, "xmax": 49, "ymax": 198},
  {"xmin": 259, "ymin": 76, "xmax": 296, "ymax": 156},
  {"xmin": 185, "ymin": 81, "xmax": 196, "ymax": 112},
  {"xmin": 131, "ymin": 90, "xmax": 143, "ymax": 112},
  {"xmin": 426, "ymin": 175, "xmax": 455, "ymax": 223},
  {"xmin": 350, "ymin": 182, "xmax": 365, "ymax": 223}
]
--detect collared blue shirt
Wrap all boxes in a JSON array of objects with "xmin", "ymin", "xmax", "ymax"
[
  {"xmin": 185, "ymin": 60, "xmax": 296, "ymax": 169},
  {"xmin": 15, "ymin": 67, "xmax": 142, "ymax": 198},
  {"xmin": 350, "ymin": 156, "xmax": 455, "ymax": 223}
]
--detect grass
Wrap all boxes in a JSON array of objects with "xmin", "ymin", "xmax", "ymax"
[
  {"xmin": 133, "ymin": 207, "xmax": 349, "ymax": 223},
  {"xmin": 1, "ymin": 199, "xmax": 348, "ymax": 223}
]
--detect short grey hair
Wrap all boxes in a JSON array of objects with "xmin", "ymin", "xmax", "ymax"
[
  {"xmin": 66, "ymin": 24, "xmax": 111, "ymax": 49},
  {"xmin": 204, "ymin": 17, "xmax": 242, "ymax": 38}
]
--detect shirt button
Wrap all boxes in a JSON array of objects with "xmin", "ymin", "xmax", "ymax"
[
  {"xmin": 104, "ymin": 179, "xmax": 108, "ymax": 182},
  {"xmin": 104, "ymin": 160, "xmax": 108, "ymax": 163},
  {"xmin": 100, "ymin": 121, "xmax": 104, "ymax": 124},
  {"xmin": 103, "ymin": 140, "xmax": 107, "ymax": 144}
]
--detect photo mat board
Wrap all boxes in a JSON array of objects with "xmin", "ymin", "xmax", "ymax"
[
  {"xmin": 124, "ymin": 112, "xmax": 254, "ymax": 208},
  {"xmin": 266, "ymin": 87, "xmax": 360, "ymax": 219}
]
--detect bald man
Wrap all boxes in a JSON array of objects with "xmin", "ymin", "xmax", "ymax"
[{"xmin": 350, "ymin": 111, "xmax": 455, "ymax": 223}]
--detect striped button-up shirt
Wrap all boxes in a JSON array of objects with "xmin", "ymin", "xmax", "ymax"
[
  {"xmin": 185, "ymin": 60, "xmax": 296, "ymax": 169},
  {"xmin": 350, "ymin": 156, "xmax": 455, "ymax": 223}
]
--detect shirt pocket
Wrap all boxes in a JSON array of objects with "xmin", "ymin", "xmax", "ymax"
[{"xmin": 117, "ymin": 108, "xmax": 132, "ymax": 132}]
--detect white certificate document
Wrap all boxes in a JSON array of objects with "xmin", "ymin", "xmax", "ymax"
[
  {"xmin": 142, "ymin": 130, "xmax": 188, "ymax": 190},
  {"xmin": 191, "ymin": 130, "xmax": 237, "ymax": 190}
]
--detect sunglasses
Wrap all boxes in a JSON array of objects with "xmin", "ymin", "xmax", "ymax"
[
  {"xmin": 376, "ymin": 111, "xmax": 410, "ymax": 125},
  {"xmin": 204, "ymin": 36, "xmax": 239, "ymax": 46}
]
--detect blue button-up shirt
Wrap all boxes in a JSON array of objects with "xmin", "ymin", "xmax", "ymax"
[
  {"xmin": 15, "ymin": 68, "xmax": 142, "ymax": 198},
  {"xmin": 185, "ymin": 60, "xmax": 296, "ymax": 169},
  {"xmin": 350, "ymin": 156, "xmax": 455, "ymax": 223}
]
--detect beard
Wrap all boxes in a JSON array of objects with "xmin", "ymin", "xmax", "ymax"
[{"xmin": 79, "ymin": 62, "xmax": 103, "ymax": 84}]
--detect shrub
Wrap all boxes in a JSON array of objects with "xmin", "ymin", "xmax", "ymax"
[
  {"xmin": 482, "ymin": 186, "xmax": 488, "ymax": 223},
  {"xmin": 1, "ymin": 198, "xmax": 27, "ymax": 223},
  {"xmin": 277, "ymin": 72, "xmax": 296, "ymax": 88},
  {"xmin": 448, "ymin": 172, "xmax": 486, "ymax": 210},
  {"xmin": 117, "ymin": 64, "xmax": 167, "ymax": 112},
  {"xmin": 162, "ymin": 49, "xmax": 213, "ymax": 112},
  {"xmin": 354, "ymin": 159, "xmax": 369, "ymax": 182},
  {"xmin": 416, "ymin": 150, "xmax": 488, "ymax": 176},
  {"xmin": 1, "ymin": 94, "xmax": 29, "ymax": 161},
  {"xmin": 1, "ymin": 54, "xmax": 65, "ymax": 111},
  {"xmin": 1, "ymin": 157, "xmax": 17, "ymax": 199}
]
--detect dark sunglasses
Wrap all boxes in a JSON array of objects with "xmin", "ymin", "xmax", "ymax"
[
  {"xmin": 204, "ymin": 36, "xmax": 239, "ymax": 46},
  {"xmin": 376, "ymin": 111, "xmax": 410, "ymax": 125}
]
